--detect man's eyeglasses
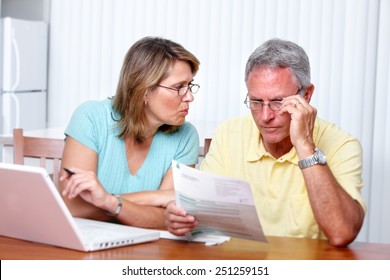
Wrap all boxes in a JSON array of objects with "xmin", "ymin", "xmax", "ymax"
[
  {"xmin": 157, "ymin": 83, "xmax": 200, "ymax": 96},
  {"xmin": 244, "ymin": 87, "xmax": 304, "ymax": 111}
]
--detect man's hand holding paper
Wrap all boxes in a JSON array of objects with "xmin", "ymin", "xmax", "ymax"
[{"xmin": 169, "ymin": 160, "xmax": 267, "ymax": 242}]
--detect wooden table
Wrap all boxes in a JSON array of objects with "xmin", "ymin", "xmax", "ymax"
[{"xmin": 1, "ymin": 235, "xmax": 389, "ymax": 260}]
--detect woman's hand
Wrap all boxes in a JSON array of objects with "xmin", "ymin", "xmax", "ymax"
[{"xmin": 60, "ymin": 167, "xmax": 111, "ymax": 210}]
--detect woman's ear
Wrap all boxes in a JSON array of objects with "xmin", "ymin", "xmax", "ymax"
[{"xmin": 143, "ymin": 92, "xmax": 149, "ymax": 105}]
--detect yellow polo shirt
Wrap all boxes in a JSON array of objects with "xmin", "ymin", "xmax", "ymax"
[{"xmin": 200, "ymin": 115, "xmax": 365, "ymax": 239}]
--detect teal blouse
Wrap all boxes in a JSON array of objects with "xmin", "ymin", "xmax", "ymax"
[{"xmin": 65, "ymin": 98, "xmax": 199, "ymax": 194}]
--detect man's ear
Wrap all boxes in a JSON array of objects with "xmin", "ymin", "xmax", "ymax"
[{"xmin": 303, "ymin": 84, "xmax": 315, "ymax": 103}]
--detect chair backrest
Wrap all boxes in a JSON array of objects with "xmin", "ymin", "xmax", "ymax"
[
  {"xmin": 13, "ymin": 128, "xmax": 65, "ymax": 188},
  {"xmin": 204, "ymin": 138, "xmax": 212, "ymax": 156}
]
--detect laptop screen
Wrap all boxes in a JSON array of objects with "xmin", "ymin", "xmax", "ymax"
[{"xmin": 0, "ymin": 163, "xmax": 159, "ymax": 251}]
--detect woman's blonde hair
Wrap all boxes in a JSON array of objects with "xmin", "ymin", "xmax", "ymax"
[{"xmin": 112, "ymin": 37, "xmax": 200, "ymax": 142}]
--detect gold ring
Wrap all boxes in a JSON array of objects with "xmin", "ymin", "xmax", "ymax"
[{"xmin": 294, "ymin": 102, "xmax": 301, "ymax": 108}]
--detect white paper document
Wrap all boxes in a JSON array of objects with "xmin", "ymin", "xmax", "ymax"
[
  {"xmin": 157, "ymin": 230, "xmax": 231, "ymax": 246},
  {"xmin": 172, "ymin": 160, "xmax": 267, "ymax": 242}
]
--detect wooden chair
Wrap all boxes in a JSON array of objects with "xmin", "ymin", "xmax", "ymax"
[
  {"xmin": 204, "ymin": 138, "xmax": 212, "ymax": 156},
  {"xmin": 13, "ymin": 128, "xmax": 65, "ymax": 188}
]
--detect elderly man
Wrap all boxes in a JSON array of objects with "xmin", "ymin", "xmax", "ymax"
[{"xmin": 166, "ymin": 38, "xmax": 365, "ymax": 247}]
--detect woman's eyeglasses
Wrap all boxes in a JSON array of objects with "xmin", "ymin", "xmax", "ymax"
[{"xmin": 157, "ymin": 83, "xmax": 200, "ymax": 96}]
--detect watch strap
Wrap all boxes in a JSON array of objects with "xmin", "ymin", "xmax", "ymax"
[
  {"xmin": 106, "ymin": 194, "xmax": 123, "ymax": 216},
  {"xmin": 298, "ymin": 148, "xmax": 325, "ymax": 169}
]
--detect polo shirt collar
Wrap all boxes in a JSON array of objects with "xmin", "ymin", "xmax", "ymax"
[{"xmin": 245, "ymin": 120, "xmax": 299, "ymax": 165}]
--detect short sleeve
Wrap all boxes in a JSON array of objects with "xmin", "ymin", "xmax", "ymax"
[
  {"xmin": 173, "ymin": 122, "xmax": 199, "ymax": 165},
  {"xmin": 65, "ymin": 100, "xmax": 109, "ymax": 152}
]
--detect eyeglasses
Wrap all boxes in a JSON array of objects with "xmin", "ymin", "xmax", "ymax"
[
  {"xmin": 244, "ymin": 95, "xmax": 284, "ymax": 111},
  {"xmin": 157, "ymin": 83, "xmax": 200, "ymax": 96},
  {"xmin": 244, "ymin": 87, "xmax": 304, "ymax": 111}
]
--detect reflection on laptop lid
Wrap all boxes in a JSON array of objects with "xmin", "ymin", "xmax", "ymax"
[{"xmin": 0, "ymin": 163, "xmax": 159, "ymax": 251}]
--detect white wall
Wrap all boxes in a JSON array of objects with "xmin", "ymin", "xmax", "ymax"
[{"xmin": 46, "ymin": 0, "xmax": 390, "ymax": 243}]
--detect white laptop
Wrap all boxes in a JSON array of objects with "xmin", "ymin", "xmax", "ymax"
[{"xmin": 0, "ymin": 163, "xmax": 159, "ymax": 251}]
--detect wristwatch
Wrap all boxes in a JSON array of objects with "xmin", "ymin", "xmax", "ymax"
[
  {"xmin": 298, "ymin": 148, "xmax": 326, "ymax": 169},
  {"xmin": 106, "ymin": 194, "xmax": 123, "ymax": 216}
]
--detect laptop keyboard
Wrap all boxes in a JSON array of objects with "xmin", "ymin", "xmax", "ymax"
[
  {"xmin": 79, "ymin": 225, "xmax": 123, "ymax": 241},
  {"xmin": 75, "ymin": 219, "xmax": 140, "ymax": 249}
]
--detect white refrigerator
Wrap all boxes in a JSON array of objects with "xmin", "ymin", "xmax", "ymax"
[
  {"xmin": 1, "ymin": 17, "xmax": 48, "ymax": 136},
  {"xmin": 0, "ymin": 17, "xmax": 48, "ymax": 162}
]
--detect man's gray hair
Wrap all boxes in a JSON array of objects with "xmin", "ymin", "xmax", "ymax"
[{"xmin": 245, "ymin": 38, "xmax": 311, "ymax": 88}]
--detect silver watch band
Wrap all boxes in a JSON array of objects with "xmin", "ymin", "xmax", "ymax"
[
  {"xmin": 106, "ymin": 194, "xmax": 123, "ymax": 216},
  {"xmin": 298, "ymin": 148, "xmax": 326, "ymax": 169}
]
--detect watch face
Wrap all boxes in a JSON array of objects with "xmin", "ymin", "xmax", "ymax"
[{"xmin": 315, "ymin": 148, "xmax": 326, "ymax": 164}]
